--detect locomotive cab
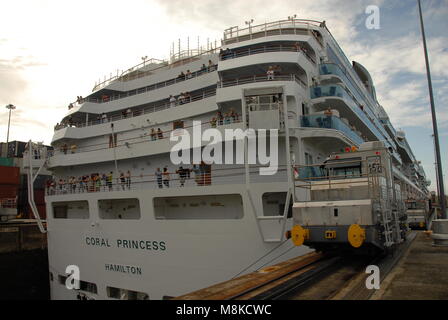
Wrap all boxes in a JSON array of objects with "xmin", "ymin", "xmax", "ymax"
[{"xmin": 288, "ymin": 141, "xmax": 410, "ymax": 253}]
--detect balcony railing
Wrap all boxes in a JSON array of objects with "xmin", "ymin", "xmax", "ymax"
[
  {"xmin": 218, "ymin": 73, "xmax": 307, "ymax": 89},
  {"xmin": 56, "ymin": 88, "xmax": 217, "ymax": 131},
  {"xmin": 319, "ymin": 63, "xmax": 379, "ymax": 118},
  {"xmin": 310, "ymin": 84, "xmax": 394, "ymax": 149},
  {"xmin": 223, "ymin": 18, "xmax": 324, "ymax": 47},
  {"xmin": 220, "ymin": 45, "xmax": 316, "ymax": 65},
  {"xmin": 77, "ymin": 64, "xmax": 218, "ymax": 106},
  {"xmin": 92, "ymin": 46, "xmax": 221, "ymax": 92},
  {"xmin": 52, "ymin": 117, "xmax": 242, "ymax": 157},
  {"xmin": 300, "ymin": 115, "xmax": 364, "ymax": 145},
  {"xmin": 45, "ymin": 165, "xmax": 289, "ymax": 196}
]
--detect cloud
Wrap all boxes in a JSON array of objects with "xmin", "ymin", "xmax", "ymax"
[{"xmin": 0, "ymin": 60, "xmax": 28, "ymax": 106}]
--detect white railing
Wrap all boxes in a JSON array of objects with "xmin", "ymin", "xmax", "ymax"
[
  {"xmin": 46, "ymin": 166, "xmax": 290, "ymax": 197},
  {"xmin": 220, "ymin": 45, "xmax": 316, "ymax": 65},
  {"xmin": 55, "ymin": 88, "xmax": 217, "ymax": 131},
  {"xmin": 93, "ymin": 58, "xmax": 168, "ymax": 92},
  {"xmin": 223, "ymin": 18, "xmax": 324, "ymax": 46},
  {"xmin": 52, "ymin": 118, "xmax": 242, "ymax": 157},
  {"xmin": 218, "ymin": 74, "xmax": 307, "ymax": 89}
]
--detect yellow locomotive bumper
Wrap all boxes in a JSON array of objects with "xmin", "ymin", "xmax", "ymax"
[
  {"xmin": 348, "ymin": 224, "xmax": 366, "ymax": 248},
  {"xmin": 289, "ymin": 225, "xmax": 310, "ymax": 246}
]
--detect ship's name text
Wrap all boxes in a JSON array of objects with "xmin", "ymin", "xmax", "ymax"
[{"xmin": 85, "ymin": 237, "xmax": 166, "ymax": 251}]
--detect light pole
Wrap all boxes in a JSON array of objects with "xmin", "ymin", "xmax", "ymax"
[
  {"xmin": 5, "ymin": 104, "xmax": 16, "ymax": 145},
  {"xmin": 245, "ymin": 19, "xmax": 254, "ymax": 35},
  {"xmin": 288, "ymin": 14, "xmax": 297, "ymax": 29},
  {"xmin": 141, "ymin": 56, "xmax": 148, "ymax": 67},
  {"xmin": 417, "ymin": 0, "xmax": 446, "ymax": 218}
]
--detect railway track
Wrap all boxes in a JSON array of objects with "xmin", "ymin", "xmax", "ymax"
[{"xmin": 176, "ymin": 232, "xmax": 417, "ymax": 300}]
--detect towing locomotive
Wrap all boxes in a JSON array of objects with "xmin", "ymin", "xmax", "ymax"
[{"xmin": 288, "ymin": 141, "xmax": 429, "ymax": 253}]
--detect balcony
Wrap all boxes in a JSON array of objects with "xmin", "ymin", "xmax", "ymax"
[
  {"xmin": 222, "ymin": 18, "xmax": 324, "ymax": 47},
  {"xmin": 45, "ymin": 165, "xmax": 290, "ymax": 198},
  {"xmin": 48, "ymin": 119, "xmax": 244, "ymax": 168},
  {"xmin": 220, "ymin": 44, "xmax": 316, "ymax": 65},
  {"xmin": 300, "ymin": 115, "xmax": 364, "ymax": 145},
  {"xmin": 55, "ymin": 88, "xmax": 217, "ymax": 132},
  {"xmin": 310, "ymin": 85, "xmax": 391, "ymax": 143},
  {"xmin": 319, "ymin": 63, "xmax": 379, "ymax": 118},
  {"xmin": 219, "ymin": 74, "xmax": 306, "ymax": 89}
]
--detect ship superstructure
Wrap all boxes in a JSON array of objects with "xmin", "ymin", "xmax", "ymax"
[{"xmin": 38, "ymin": 19, "xmax": 429, "ymax": 300}]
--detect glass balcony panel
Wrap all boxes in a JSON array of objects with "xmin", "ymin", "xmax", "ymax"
[{"xmin": 301, "ymin": 115, "xmax": 364, "ymax": 145}]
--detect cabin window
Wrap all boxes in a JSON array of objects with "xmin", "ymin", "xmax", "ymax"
[
  {"xmin": 58, "ymin": 275, "xmax": 97, "ymax": 294},
  {"xmin": 262, "ymin": 192, "xmax": 292, "ymax": 217},
  {"xmin": 107, "ymin": 286, "xmax": 149, "ymax": 300},
  {"xmin": 98, "ymin": 198, "xmax": 141, "ymax": 220},
  {"xmin": 154, "ymin": 194, "xmax": 243, "ymax": 220},
  {"xmin": 52, "ymin": 201, "xmax": 89, "ymax": 219}
]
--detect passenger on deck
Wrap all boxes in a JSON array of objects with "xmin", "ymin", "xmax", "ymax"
[
  {"xmin": 178, "ymin": 71, "xmax": 185, "ymax": 80},
  {"xmin": 324, "ymin": 108, "xmax": 333, "ymax": 116},
  {"xmin": 125, "ymin": 170, "xmax": 131, "ymax": 189},
  {"xmin": 217, "ymin": 111, "xmax": 224, "ymax": 125},
  {"xmin": 176, "ymin": 166, "xmax": 186, "ymax": 187},
  {"xmin": 169, "ymin": 95, "xmax": 177, "ymax": 107},
  {"xmin": 184, "ymin": 92, "xmax": 191, "ymax": 103},
  {"xmin": 192, "ymin": 164, "xmax": 201, "ymax": 185},
  {"xmin": 186, "ymin": 70, "xmax": 192, "ymax": 79},
  {"xmin": 267, "ymin": 66, "xmax": 275, "ymax": 80},
  {"xmin": 150, "ymin": 128, "xmax": 157, "ymax": 141},
  {"xmin": 208, "ymin": 60, "xmax": 215, "ymax": 71},
  {"xmin": 155, "ymin": 168, "xmax": 163, "ymax": 189},
  {"xmin": 162, "ymin": 167, "xmax": 170, "ymax": 188},
  {"xmin": 107, "ymin": 172, "xmax": 113, "ymax": 191},
  {"xmin": 179, "ymin": 92, "xmax": 186, "ymax": 105},
  {"xmin": 224, "ymin": 113, "xmax": 231, "ymax": 125},
  {"xmin": 157, "ymin": 128, "xmax": 163, "ymax": 139},
  {"xmin": 230, "ymin": 108, "xmax": 238, "ymax": 122},
  {"xmin": 101, "ymin": 174, "xmax": 107, "ymax": 191},
  {"xmin": 119, "ymin": 172, "xmax": 126, "ymax": 190},
  {"xmin": 210, "ymin": 117, "xmax": 217, "ymax": 128},
  {"xmin": 200, "ymin": 64, "xmax": 207, "ymax": 73}
]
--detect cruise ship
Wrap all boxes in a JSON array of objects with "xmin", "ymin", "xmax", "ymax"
[{"xmin": 26, "ymin": 18, "xmax": 429, "ymax": 300}]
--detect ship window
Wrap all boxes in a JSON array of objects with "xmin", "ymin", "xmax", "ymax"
[
  {"xmin": 262, "ymin": 192, "xmax": 291, "ymax": 217},
  {"xmin": 58, "ymin": 276, "xmax": 97, "ymax": 294},
  {"xmin": 154, "ymin": 194, "xmax": 243, "ymax": 220},
  {"xmin": 52, "ymin": 201, "xmax": 89, "ymax": 219},
  {"xmin": 98, "ymin": 198, "xmax": 140, "ymax": 220},
  {"xmin": 107, "ymin": 286, "xmax": 149, "ymax": 300}
]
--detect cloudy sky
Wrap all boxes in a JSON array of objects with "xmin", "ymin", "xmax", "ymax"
[{"xmin": 0, "ymin": 0, "xmax": 447, "ymax": 190}]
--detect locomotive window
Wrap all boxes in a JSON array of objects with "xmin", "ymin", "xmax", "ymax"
[
  {"xmin": 326, "ymin": 157, "xmax": 362, "ymax": 179},
  {"xmin": 332, "ymin": 166, "xmax": 361, "ymax": 178}
]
